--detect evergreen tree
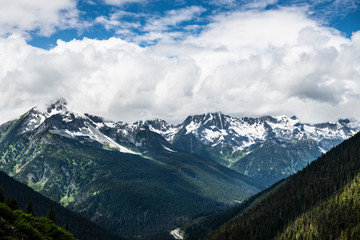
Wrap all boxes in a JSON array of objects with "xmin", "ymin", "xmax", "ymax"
[
  {"xmin": 8, "ymin": 197, "xmax": 19, "ymax": 210},
  {"xmin": 0, "ymin": 186, "xmax": 4, "ymax": 202},
  {"xmin": 47, "ymin": 203, "xmax": 56, "ymax": 222},
  {"xmin": 26, "ymin": 200, "xmax": 36, "ymax": 216}
]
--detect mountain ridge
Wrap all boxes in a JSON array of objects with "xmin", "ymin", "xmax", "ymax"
[
  {"xmin": 9, "ymin": 99, "xmax": 360, "ymax": 185},
  {"xmin": 143, "ymin": 112, "xmax": 360, "ymax": 184},
  {"xmin": 0, "ymin": 170, "xmax": 125, "ymax": 240},
  {"xmin": 0, "ymin": 100, "xmax": 264, "ymax": 239}
]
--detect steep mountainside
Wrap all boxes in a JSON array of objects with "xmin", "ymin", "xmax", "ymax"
[
  {"xmin": 276, "ymin": 173, "xmax": 360, "ymax": 239},
  {"xmin": 192, "ymin": 130, "xmax": 360, "ymax": 240},
  {"xmin": 145, "ymin": 113, "xmax": 359, "ymax": 184},
  {"xmin": 0, "ymin": 99, "xmax": 263, "ymax": 239},
  {"xmin": 0, "ymin": 170, "xmax": 124, "ymax": 240}
]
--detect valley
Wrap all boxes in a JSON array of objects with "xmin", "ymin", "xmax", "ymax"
[{"xmin": 0, "ymin": 99, "xmax": 358, "ymax": 239}]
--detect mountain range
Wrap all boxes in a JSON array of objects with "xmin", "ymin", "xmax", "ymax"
[
  {"xmin": 144, "ymin": 112, "xmax": 359, "ymax": 184},
  {"xmin": 12, "ymin": 98, "xmax": 359, "ymax": 185},
  {"xmin": 0, "ymin": 99, "xmax": 263, "ymax": 239},
  {"xmin": 0, "ymin": 98, "xmax": 359, "ymax": 239}
]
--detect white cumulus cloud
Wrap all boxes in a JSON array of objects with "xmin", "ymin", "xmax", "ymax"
[
  {"xmin": 0, "ymin": 0, "xmax": 81, "ymax": 37},
  {"xmin": 0, "ymin": 8, "xmax": 359, "ymax": 124}
]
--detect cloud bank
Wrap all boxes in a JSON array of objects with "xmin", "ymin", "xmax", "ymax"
[
  {"xmin": 0, "ymin": 0, "xmax": 80, "ymax": 37},
  {"xmin": 0, "ymin": 8, "xmax": 359, "ymax": 124}
]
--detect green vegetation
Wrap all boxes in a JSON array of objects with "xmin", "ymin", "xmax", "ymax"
[
  {"xmin": 8, "ymin": 197, "xmax": 19, "ymax": 210},
  {"xmin": 276, "ymin": 173, "xmax": 360, "ymax": 240},
  {"xmin": 199, "ymin": 132, "xmax": 360, "ymax": 240},
  {"xmin": 0, "ymin": 114, "xmax": 264, "ymax": 239},
  {"xmin": 26, "ymin": 200, "xmax": 36, "ymax": 216},
  {"xmin": 60, "ymin": 195, "xmax": 74, "ymax": 207},
  {"xmin": 0, "ymin": 196, "xmax": 75, "ymax": 240},
  {"xmin": 46, "ymin": 204, "xmax": 56, "ymax": 223},
  {"xmin": 28, "ymin": 181, "xmax": 46, "ymax": 192},
  {"xmin": 0, "ymin": 171, "xmax": 124, "ymax": 240},
  {"xmin": 231, "ymin": 139, "xmax": 321, "ymax": 185},
  {"xmin": 182, "ymin": 179, "xmax": 286, "ymax": 240}
]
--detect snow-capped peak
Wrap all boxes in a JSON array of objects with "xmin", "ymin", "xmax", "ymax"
[
  {"xmin": 19, "ymin": 99, "xmax": 139, "ymax": 155},
  {"xmin": 145, "ymin": 112, "xmax": 360, "ymax": 154}
]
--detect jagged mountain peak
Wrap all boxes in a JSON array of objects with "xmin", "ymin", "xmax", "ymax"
[
  {"xmin": 144, "ymin": 113, "xmax": 358, "ymax": 184},
  {"xmin": 141, "ymin": 118, "xmax": 172, "ymax": 130},
  {"xmin": 20, "ymin": 98, "xmax": 80, "ymax": 134},
  {"xmin": 12, "ymin": 100, "xmax": 140, "ymax": 155},
  {"xmin": 46, "ymin": 98, "xmax": 68, "ymax": 113},
  {"xmin": 181, "ymin": 112, "xmax": 231, "ymax": 133},
  {"xmin": 148, "ymin": 112, "xmax": 360, "ymax": 157},
  {"xmin": 185, "ymin": 112, "xmax": 226, "ymax": 121},
  {"xmin": 183, "ymin": 113, "xmax": 301, "ymax": 129},
  {"xmin": 143, "ymin": 113, "xmax": 360, "ymax": 152}
]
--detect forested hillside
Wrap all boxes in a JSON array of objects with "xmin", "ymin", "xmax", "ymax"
[
  {"xmin": 0, "ymin": 191, "xmax": 75, "ymax": 240},
  {"xmin": 276, "ymin": 173, "xmax": 360, "ymax": 239},
  {"xmin": 203, "ymin": 132, "xmax": 360, "ymax": 240},
  {"xmin": 183, "ymin": 131, "xmax": 360, "ymax": 240},
  {"xmin": 182, "ymin": 179, "xmax": 286, "ymax": 240},
  {"xmin": 0, "ymin": 170, "xmax": 124, "ymax": 240}
]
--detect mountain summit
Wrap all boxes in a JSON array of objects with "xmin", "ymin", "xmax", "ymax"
[{"xmin": 145, "ymin": 112, "xmax": 360, "ymax": 184}]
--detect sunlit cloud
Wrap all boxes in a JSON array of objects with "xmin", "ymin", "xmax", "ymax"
[
  {"xmin": 0, "ymin": 0, "xmax": 82, "ymax": 37},
  {"xmin": 0, "ymin": 7, "xmax": 359, "ymax": 124}
]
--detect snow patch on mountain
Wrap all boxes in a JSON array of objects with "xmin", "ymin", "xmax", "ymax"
[
  {"xmin": 20, "ymin": 99, "xmax": 139, "ymax": 155},
  {"xmin": 186, "ymin": 121, "xmax": 202, "ymax": 135},
  {"xmin": 146, "ymin": 112, "xmax": 360, "ymax": 154},
  {"xmin": 144, "ymin": 120, "xmax": 180, "ymax": 142},
  {"xmin": 162, "ymin": 144, "xmax": 177, "ymax": 152}
]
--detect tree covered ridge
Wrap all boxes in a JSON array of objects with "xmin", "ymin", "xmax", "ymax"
[
  {"xmin": 0, "ymin": 170, "xmax": 124, "ymax": 240},
  {"xmin": 276, "ymin": 172, "xmax": 360, "ymax": 239},
  {"xmin": 0, "ymin": 189, "xmax": 75, "ymax": 240},
  {"xmin": 205, "ymin": 132, "xmax": 360, "ymax": 240}
]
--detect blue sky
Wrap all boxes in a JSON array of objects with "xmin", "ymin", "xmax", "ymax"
[
  {"xmin": 26, "ymin": 0, "xmax": 360, "ymax": 49},
  {"xmin": 0, "ymin": 0, "xmax": 360, "ymax": 124}
]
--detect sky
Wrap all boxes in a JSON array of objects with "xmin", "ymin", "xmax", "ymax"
[{"xmin": 0, "ymin": 0, "xmax": 359, "ymax": 124}]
